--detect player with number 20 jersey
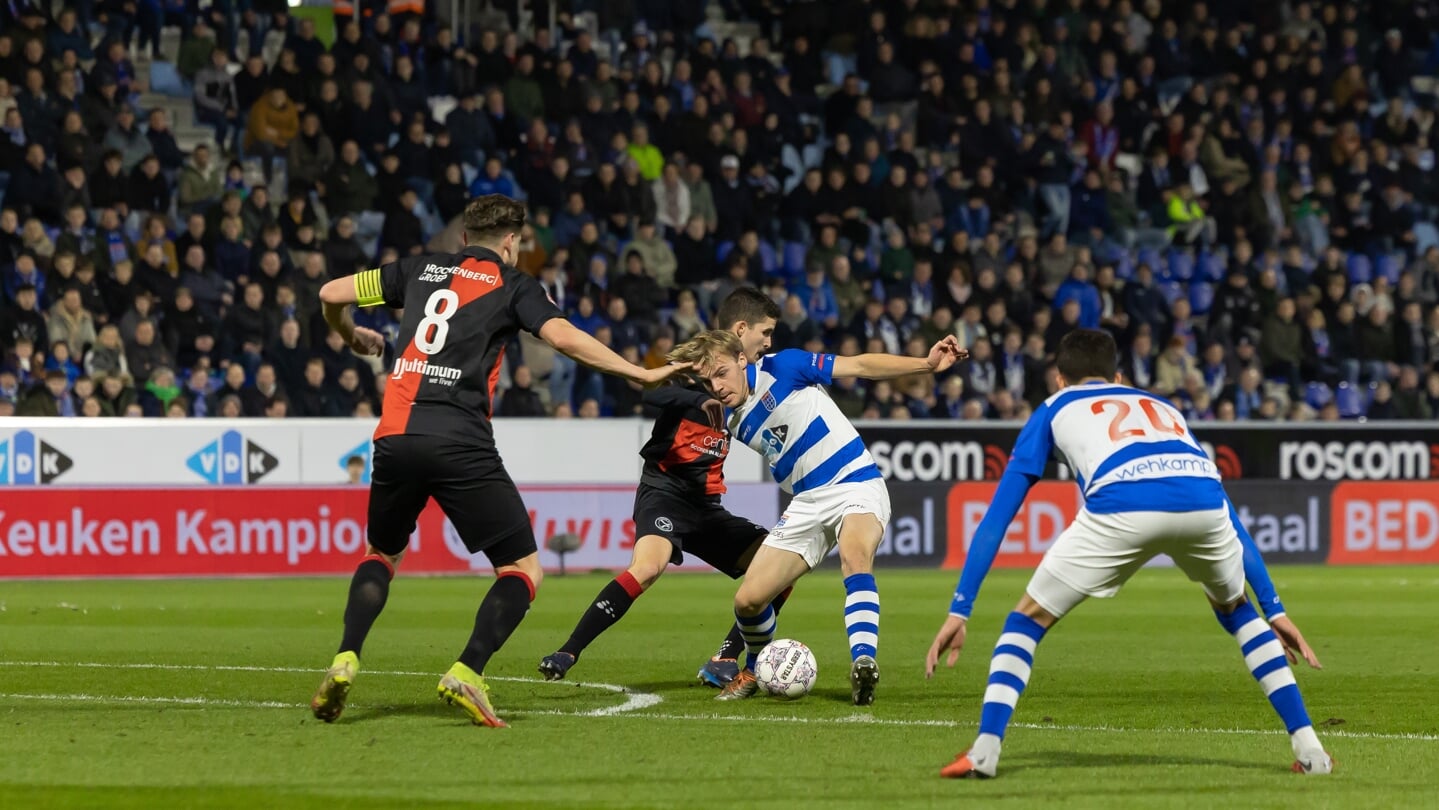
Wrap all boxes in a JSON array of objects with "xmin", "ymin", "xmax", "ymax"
[{"xmin": 927, "ymin": 329, "xmax": 1331, "ymax": 780}]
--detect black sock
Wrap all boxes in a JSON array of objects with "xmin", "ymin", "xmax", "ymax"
[
  {"xmin": 457, "ymin": 572, "xmax": 535, "ymax": 674},
  {"xmin": 338, "ymin": 557, "xmax": 394, "ymax": 656},
  {"xmin": 559, "ymin": 571, "xmax": 644, "ymax": 658},
  {"xmin": 715, "ymin": 586, "xmax": 792, "ymax": 660}
]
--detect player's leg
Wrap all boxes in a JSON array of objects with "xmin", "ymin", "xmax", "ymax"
[
  {"xmin": 691, "ymin": 510, "xmax": 793, "ymax": 686},
  {"xmin": 715, "ymin": 543, "xmax": 810, "ymax": 701},
  {"xmin": 432, "ymin": 456, "xmax": 540, "ymax": 728},
  {"xmin": 312, "ymin": 438, "xmax": 427, "ymax": 723},
  {"xmin": 832, "ymin": 480, "xmax": 892, "ymax": 705},
  {"xmin": 1172, "ymin": 510, "xmax": 1333, "ymax": 774},
  {"xmin": 944, "ymin": 510, "xmax": 1147, "ymax": 778},
  {"xmin": 540, "ymin": 534, "xmax": 674, "ymax": 680}
]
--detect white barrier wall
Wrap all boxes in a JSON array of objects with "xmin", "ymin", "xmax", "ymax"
[{"xmin": 0, "ymin": 418, "xmax": 769, "ymax": 486}]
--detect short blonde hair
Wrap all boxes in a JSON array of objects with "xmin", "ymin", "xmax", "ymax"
[{"xmin": 667, "ymin": 329, "xmax": 743, "ymax": 374}]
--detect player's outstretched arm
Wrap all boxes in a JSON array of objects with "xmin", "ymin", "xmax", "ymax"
[
  {"xmin": 319, "ymin": 276, "xmax": 384, "ymax": 356},
  {"xmin": 926, "ymin": 468, "xmax": 1038, "ymax": 678},
  {"xmin": 832, "ymin": 336, "xmax": 967, "ymax": 380},
  {"xmin": 539, "ymin": 318, "xmax": 689, "ymax": 386},
  {"xmin": 1229, "ymin": 497, "xmax": 1322, "ymax": 669}
]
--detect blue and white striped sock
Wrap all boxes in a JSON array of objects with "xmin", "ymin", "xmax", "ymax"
[
  {"xmin": 1216, "ymin": 602, "xmax": 1319, "ymax": 751},
  {"xmin": 843, "ymin": 573, "xmax": 879, "ymax": 660},
  {"xmin": 976, "ymin": 611, "xmax": 1047, "ymax": 752},
  {"xmin": 737, "ymin": 603, "xmax": 776, "ymax": 671}
]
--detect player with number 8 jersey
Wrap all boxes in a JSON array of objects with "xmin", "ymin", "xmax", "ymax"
[{"xmin": 306, "ymin": 196, "xmax": 690, "ymax": 729}]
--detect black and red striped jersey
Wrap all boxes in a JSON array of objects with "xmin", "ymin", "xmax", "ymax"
[
  {"xmin": 356, "ymin": 246, "xmax": 562, "ymax": 445},
  {"xmin": 638, "ymin": 378, "xmax": 730, "ymax": 498}
]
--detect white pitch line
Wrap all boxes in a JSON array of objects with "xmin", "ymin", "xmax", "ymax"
[
  {"xmin": 0, "ymin": 660, "xmax": 664, "ymax": 716},
  {"xmin": 0, "ymin": 692, "xmax": 298, "ymax": 709},
  {"xmin": 0, "ymin": 690, "xmax": 1433, "ymax": 742}
]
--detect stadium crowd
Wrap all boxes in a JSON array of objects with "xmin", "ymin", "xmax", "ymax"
[{"xmin": 3, "ymin": 0, "xmax": 1439, "ymax": 422}]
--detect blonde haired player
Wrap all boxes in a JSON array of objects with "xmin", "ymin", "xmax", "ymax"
[
  {"xmin": 926, "ymin": 329, "xmax": 1330, "ymax": 779},
  {"xmin": 672, "ymin": 329, "xmax": 966, "ymax": 704}
]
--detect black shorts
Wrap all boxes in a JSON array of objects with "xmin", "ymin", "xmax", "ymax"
[
  {"xmin": 632, "ymin": 486, "xmax": 768, "ymax": 579},
  {"xmin": 367, "ymin": 435, "xmax": 535, "ymax": 567}
]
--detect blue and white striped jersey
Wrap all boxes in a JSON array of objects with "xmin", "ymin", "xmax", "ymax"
[
  {"xmin": 1009, "ymin": 381, "xmax": 1225, "ymax": 514},
  {"xmin": 729, "ymin": 350, "xmax": 882, "ymax": 496}
]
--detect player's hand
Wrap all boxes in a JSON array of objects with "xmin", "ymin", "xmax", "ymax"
[
  {"xmin": 701, "ymin": 398, "xmax": 725, "ymax": 429},
  {"xmin": 925, "ymin": 335, "xmax": 968, "ymax": 373},
  {"xmin": 925, "ymin": 614, "xmax": 968, "ymax": 679},
  {"xmin": 636, "ymin": 362, "xmax": 693, "ymax": 386},
  {"xmin": 1270, "ymin": 615, "xmax": 1322, "ymax": 670},
  {"xmin": 348, "ymin": 327, "xmax": 385, "ymax": 357}
]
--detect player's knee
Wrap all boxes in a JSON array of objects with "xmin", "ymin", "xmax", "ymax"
[
  {"xmin": 365, "ymin": 545, "xmax": 405, "ymax": 570},
  {"xmin": 628, "ymin": 562, "xmax": 664, "ymax": 590},
  {"xmin": 734, "ymin": 588, "xmax": 768, "ymax": 617},
  {"xmin": 837, "ymin": 546, "xmax": 873, "ymax": 578},
  {"xmin": 503, "ymin": 555, "xmax": 544, "ymax": 592}
]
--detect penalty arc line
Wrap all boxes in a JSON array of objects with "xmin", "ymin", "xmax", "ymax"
[
  {"xmin": 0, "ymin": 690, "xmax": 1433, "ymax": 742},
  {"xmin": 0, "ymin": 660, "xmax": 662, "ymax": 717}
]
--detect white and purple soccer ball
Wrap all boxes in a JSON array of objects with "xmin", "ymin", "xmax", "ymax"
[{"xmin": 754, "ymin": 639, "xmax": 818, "ymax": 700}]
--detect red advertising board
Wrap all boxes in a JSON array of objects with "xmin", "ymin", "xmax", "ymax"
[
  {"xmin": 942, "ymin": 481, "xmax": 1083, "ymax": 569},
  {"xmin": 1329, "ymin": 481, "xmax": 1439, "ymax": 565},
  {"xmin": 0, "ymin": 485, "xmax": 778, "ymax": 578}
]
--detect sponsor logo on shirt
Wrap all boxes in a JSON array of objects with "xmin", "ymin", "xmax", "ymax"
[
  {"xmin": 390, "ymin": 357, "xmax": 462, "ymax": 382},
  {"xmin": 417, "ymin": 263, "xmax": 499, "ymax": 285},
  {"xmin": 760, "ymin": 424, "xmax": 788, "ymax": 461}
]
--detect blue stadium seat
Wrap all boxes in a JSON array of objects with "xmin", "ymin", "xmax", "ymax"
[
  {"xmin": 1304, "ymin": 382, "xmax": 1333, "ymax": 409},
  {"xmin": 783, "ymin": 241, "xmax": 807, "ymax": 276},
  {"xmin": 1335, "ymin": 383, "xmax": 1363, "ymax": 418},
  {"xmin": 1114, "ymin": 251, "xmax": 1134, "ymax": 280},
  {"xmin": 148, "ymin": 61, "xmax": 189, "ymax": 98},
  {"xmin": 1167, "ymin": 249, "xmax": 1195, "ymax": 281},
  {"xmin": 1346, "ymin": 253, "xmax": 1373, "ymax": 284},
  {"xmin": 1375, "ymin": 252, "xmax": 1403, "ymax": 285},
  {"xmin": 758, "ymin": 241, "xmax": 779, "ymax": 276},
  {"xmin": 1188, "ymin": 281, "xmax": 1215, "ymax": 315},
  {"xmin": 1201, "ymin": 252, "xmax": 1227, "ymax": 281},
  {"xmin": 1159, "ymin": 280, "xmax": 1185, "ymax": 305},
  {"xmin": 716, "ymin": 240, "xmax": 735, "ymax": 263},
  {"xmin": 1137, "ymin": 247, "xmax": 1162, "ymax": 275}
]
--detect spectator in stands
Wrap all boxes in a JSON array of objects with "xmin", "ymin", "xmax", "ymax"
[
  {"xmin": 178, "ymin": 143, "xmax": 222, "ymax": 215},
  {"xmin": 245, "ymin": 87, "xmax": 299, "ymax": 182},
  {"xmin": 125, "ymin": 319, "xmax": 170, "ymax": 386},
  {"xmin": 321, "ymin": 140, "xmax": 379, "ymax": 218},
  {"xmin": 47, "ymin": 286, "xmax": 96, "ymax": 351}
]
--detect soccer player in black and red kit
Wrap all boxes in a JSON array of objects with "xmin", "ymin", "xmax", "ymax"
[
  {"xmin": 309, "ymin": 196, "xmax": 687, "ymax": 727},
  {"xmin": 538, "ymin": 289, "xmax": 790, "ymax": 687}
]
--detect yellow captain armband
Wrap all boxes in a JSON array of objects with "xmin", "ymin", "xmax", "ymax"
[{"xmin": 355, "ymin": 268, "xmax": 385, "ymax": 307}]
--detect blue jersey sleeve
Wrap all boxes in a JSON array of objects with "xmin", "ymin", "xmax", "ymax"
[
  {"xmin": 949, "ymin": 469, "xmax": 1037, "ymax": 618},
  {"xmin": 948, "ymin": 406, "xmax": 1053, "ymax": 618},
  {"xmin": 1003, "ymin": 402, "xmax": 1055, "ymax": 478},
  {"xmin": 764, "ymin": 349, "xmax": 836, "ymax": 387},
  {"xmin": 1230, "ymin": 498, "xmax": 1287, "ymax": 620}
]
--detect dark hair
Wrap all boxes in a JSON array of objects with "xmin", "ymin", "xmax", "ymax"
[
  {"xmin": 716, "ymin": 287, "xmax": 780, "ymax": 330},
  {"xmin": 1056, "ymin": 329, "xmax": 1118, "ymax": 382},
  {"xmin": 463, "ymin": 194, "xmax": 526, "ymax": 244}
]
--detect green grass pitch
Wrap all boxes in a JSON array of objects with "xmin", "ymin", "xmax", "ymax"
[{"xmin": 2, "ymin": 566, "xmax": 1437, "ymax": 809}]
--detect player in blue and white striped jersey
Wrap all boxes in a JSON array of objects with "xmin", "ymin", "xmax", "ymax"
[
  {"xmin": 669, "ymin": 329, "xmax": 967, "ymax": 705},
  {"xmin": 926, "ymin": 329, "xmax": 1331, "ymax": 779}
]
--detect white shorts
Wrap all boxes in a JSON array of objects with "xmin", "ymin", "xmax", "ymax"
[
  {"xmin": 1026, "ymin": 507, "xmax": 1245, "ymax": 618},
  {"xmin": 763, "ymin": 479, "xmax": 892, "ymax": 569}
]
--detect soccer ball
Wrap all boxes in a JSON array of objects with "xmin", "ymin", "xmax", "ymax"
[{"xmin": 754, "ymin": 639, "xmax": 818, "ymax": 700}]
